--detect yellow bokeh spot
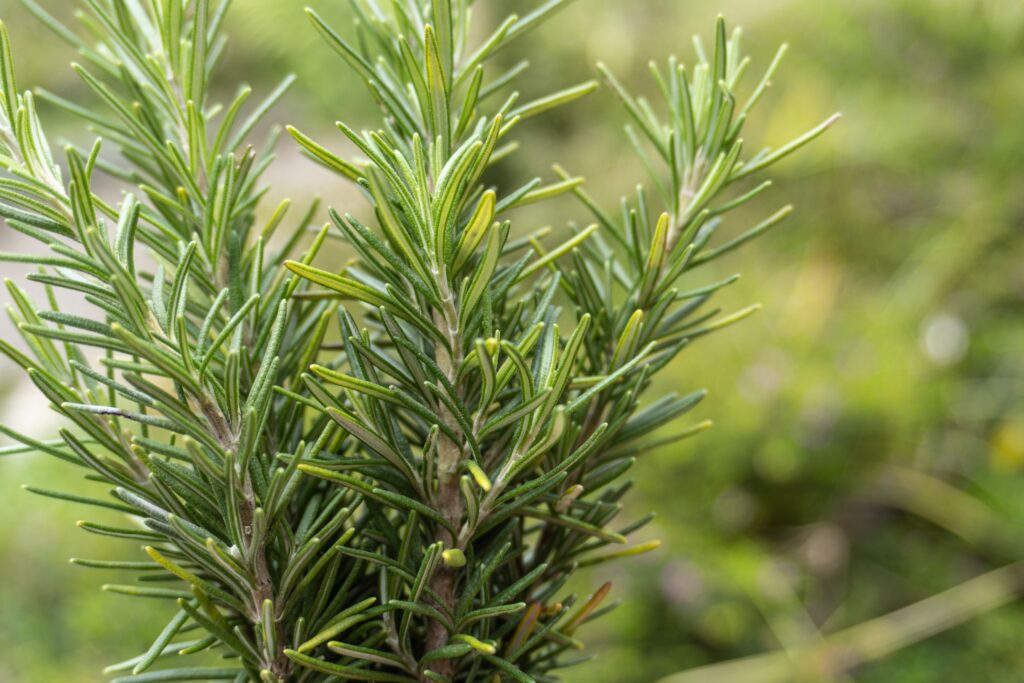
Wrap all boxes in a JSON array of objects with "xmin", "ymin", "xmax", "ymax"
[{"xmin": 991, "ymin": 421, "xmax": 1024, "ymax": 471}]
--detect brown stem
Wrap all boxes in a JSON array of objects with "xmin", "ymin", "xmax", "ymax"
[
  {"xmin": 422, "ymin": 446, "xmax": 464, "ymax": 679},
  {"xmin": 421, "ymin": 299, "xmax": 465, "ymax": 680},
  {"xmin": 241, "ymin": 469, "xmax": 292, "ymax": 680},
  {"xmin": 204, "ymin": 396, "xmax": 290, "ymax": 680}
]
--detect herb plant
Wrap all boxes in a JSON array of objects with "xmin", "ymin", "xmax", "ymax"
[{"xmin": 0, "ymin": 1, "xmax": 835, "ymax": 681}]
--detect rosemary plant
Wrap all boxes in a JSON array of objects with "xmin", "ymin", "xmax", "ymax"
[{"xmin": 0, "ymin": 1, "xmax": 835, "ymax": 681}]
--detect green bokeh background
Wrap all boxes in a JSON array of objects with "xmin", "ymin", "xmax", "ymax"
[{"xmin": 0, "ymin": 0, "xmax": 1022, "ymax": 681}]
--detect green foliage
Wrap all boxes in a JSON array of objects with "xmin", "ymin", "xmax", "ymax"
[
  {"xmin": 568, "ymin": 3, "xmax": 1024, "ymax": 682},
  {"xmin": 0, "ymin": 1, "xmax": 833, "ymax": 681}
]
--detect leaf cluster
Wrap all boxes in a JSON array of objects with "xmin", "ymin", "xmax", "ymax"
[{"xmin": 0, "ymin": 2, "xmax": 835, "ymax": 682}]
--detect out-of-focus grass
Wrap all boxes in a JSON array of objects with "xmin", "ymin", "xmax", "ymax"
[
  {"xmin": 0, "ymin": 0, "xmax": 1022, "ymax": 681},
  {"xmin": 0, "ymin": 455, "xmax": 163, "ymax": 680},
  {"xmin": 658, "ymin": 561, "xmax": 1024, "ymax": 683}
]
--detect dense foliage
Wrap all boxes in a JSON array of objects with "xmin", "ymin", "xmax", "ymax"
[{"xmin": 0, "ymin": 1, "xmax": 837, "ymax": 681}]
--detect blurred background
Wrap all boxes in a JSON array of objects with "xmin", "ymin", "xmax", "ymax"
[{"xmin": 1, "ymin": 0, "xmax": 1023, "ymax": 681}]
